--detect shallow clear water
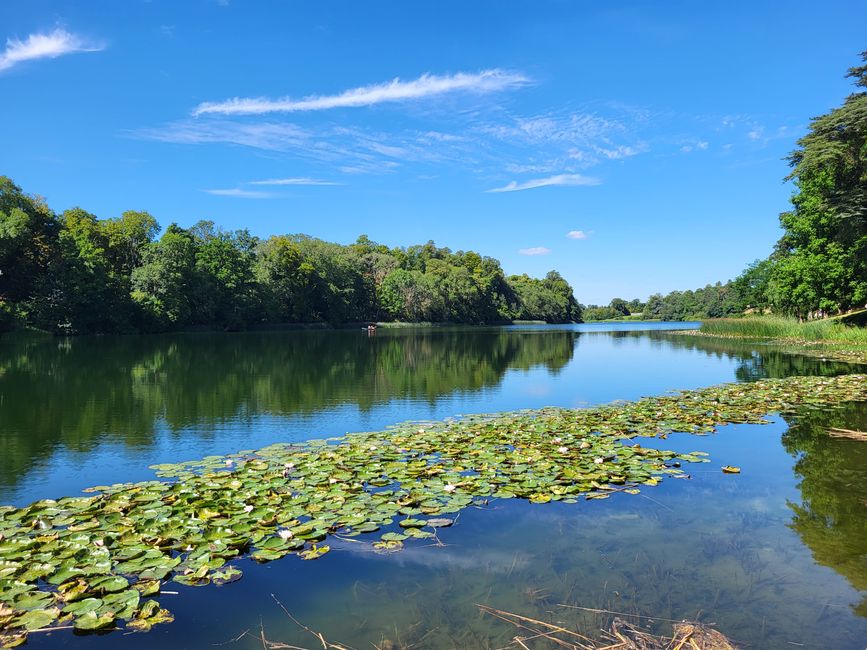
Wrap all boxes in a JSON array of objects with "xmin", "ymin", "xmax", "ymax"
[{"xmin": 2, "ymin": 323, "xmax": 866, "ymax": 648}]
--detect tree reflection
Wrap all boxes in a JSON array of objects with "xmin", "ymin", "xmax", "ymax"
[
  {"xmin": 634, "ymin": 331, "xmax": 865, "ymax": 380},
  {"xmin": 782, "ymin": 402, "xmax": 867, "ymax": 616},
  {"xmin": 0, "ymin": 328, "xmax": 578, "ymax": 490}
]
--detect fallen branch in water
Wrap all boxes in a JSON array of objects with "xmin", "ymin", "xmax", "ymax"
[
  {"xmin": 828, "ymin": 427, "xmax": 867, "ymax": 441},
  {"xmin": 477, "ymin": 604, "xmax": 739, "ymax": 650}
]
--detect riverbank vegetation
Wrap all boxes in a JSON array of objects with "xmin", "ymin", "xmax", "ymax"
[
  {"xmin": 0, "ymin": 372, "xmax": 865, "ymax": 645},
  {"xmin": 0, "ymin": 181, "xmax": 581, "ymax": 334},
  {"xmin": 699, "ymin": 315, "xmax": 867, "ymax": 343}
]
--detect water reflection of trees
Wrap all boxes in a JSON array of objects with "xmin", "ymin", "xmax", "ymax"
[
  {"xmin": 633, "ymin": 331, "xmax": 865, "ymax": 380},
  {"xmin": 782, "ymin": 402, "xmax": 867, "ymax": 616},
  {"xmin": 0, "ymin": 328, "xmax": 578, "ymax": 489}
]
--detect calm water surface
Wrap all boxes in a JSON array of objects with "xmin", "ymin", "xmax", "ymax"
[{"xmin": 2, "ymin": 323, "xmax": 866, "ymax": 648}]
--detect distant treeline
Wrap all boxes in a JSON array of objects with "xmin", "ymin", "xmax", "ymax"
[
  {"xmin": 0, "ymin": 178, "xmax": 582, "ymax": 334},
  {"xmin": 583, "ymin": 283, "xmax": 744, "ymax": 322}
]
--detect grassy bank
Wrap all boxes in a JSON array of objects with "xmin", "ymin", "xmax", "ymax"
[{"xmin": 700, "ymin": 315, "xmax": 867, "ymax": 344}]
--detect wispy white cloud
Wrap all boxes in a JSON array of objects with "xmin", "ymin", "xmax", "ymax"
[
  {"xmin": 202, "ymin": 188, "xmax": 276, "ymax": 198},
  {"xmin": 0, "ymin": 28, "xmax": 104, "ymax": 72},
  {"xmin": 192, "ymin": 69, "xmax": 530, "ymax": 116},
  {"xmin": 594, "ymin": 143, "xmax": 645, "ymax": 159},
  {"xmin": 481, "ymin": 113, "xmax": 619, "ymax": 144},
  {"xmin": 486, "ymin": 173, "xmax": 600, "ymax": 193},
  {"xmin": 747, "ymin": 128, "xmax": 764, "ymax": 140},
  {"xmin": 133, "ymin": 119, "xmax": 457, "ymax": 174},
  {"xmin": 680, "ymin": 140, "xmax": 708, "ymax": 153},
  {"xmin": 518, "ymin": 247, "xmax": 551, "ymax": 256},
  {"xmin": 134, "ymin": 120, "xmax": 310, "ymax": 151},
  {"xmin": 248, "ymin": 177, "xmax": 340, "ymax": 186},
  {"xmin": 566, "ymin": 230, "xmax": 588, "ymax": 240},
  {"xmin": 419, "ymin": 130, "xmax": 465, "ymax": 143}
]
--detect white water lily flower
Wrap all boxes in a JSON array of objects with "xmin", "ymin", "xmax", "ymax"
[
  {"xmin": 553, "ymin": 437, "xmax": 562, "ymax": 444},
  {"xmin": 558, "ymin": 446, "xmax": 569, "ymax": 454},
  {"xmin": 225, "ymin": 459, "xmax": 234, "ymax": 467},
  {"xmin": 243, "ymin": 504, "xmax": 254, "ymax": 513},
  {"xmin": 284, "ymin": 462, "xmax": 295, "ymax": 469},
  {"xmin": 329, "ymin": 477, "xmax": 338, "ymax": 484},
  {"xmin": 277, "ymin": 528, "xmax": 294, "ymax": 540},
  {"xmin": 369, "ymin": 446, "xmax": 377, "ymax": 451},
  {"xmin": 443, "ymin": 484, "xmax": 457, "ymax": 493},
  {"xmin": 594, "ymin": 457, "xmax": 604, "ymax": 464}
]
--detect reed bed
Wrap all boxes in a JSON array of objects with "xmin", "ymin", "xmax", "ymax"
[{"xmin": 699, "ymin": 316, "xmax": 867, "ymax": 344}]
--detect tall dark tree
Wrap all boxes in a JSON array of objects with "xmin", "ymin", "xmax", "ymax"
[{"xmin": 768, "ymin": 51, "xmax": 867, "ymax": 317}]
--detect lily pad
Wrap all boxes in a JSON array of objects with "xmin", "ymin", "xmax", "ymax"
[
  {"xmin": 14, "ymin": 607, "xmax": 58, "ymax": 631},
  {"xmin": 73, "ymin": 609, "xmax": 115, "ymax": 631},
  {"xmin": 211, "ymin": 566, "xmax": 243, "ymax": 585}
]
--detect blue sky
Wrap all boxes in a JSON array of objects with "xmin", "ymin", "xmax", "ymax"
[{"xmin": 1, "ymin": 1, "xmax": 865, "ymax": 304}]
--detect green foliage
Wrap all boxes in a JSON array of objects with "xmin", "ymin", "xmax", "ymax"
[
  {"xmin": 764, "ymin": 52, "xmax": 867, "ymax": 317},
  {"xmin": 0, "ymin": 179, "xmax": 581, "ymax": 334},
  {"xmin": 732, "ymin": 259, "xmax": 773, "ymax": 311},
  {"xmin": 0, "ymin": 177, "xmax": 61, "ymax": 325},
  {"xmin": 131, "ymin": 225, "xmax": 199, "ymax": 328},
  {"xmin": 508, "ymin": 271, "xmax": 582, "ymax": 323},
  {"xmin": 699, "ymin": 315, "xmax": 867, "ymax": 343},
  {"xmin": 191, "ymin": 222, "xmax": 260, "ymax": 329},
  {"xmin": 583, "ymin": 297, "xmax": 645, "ymax": 321},
  {"xmin": 642, "ymin": 282, "xmax": 744, "ymax": 321}
]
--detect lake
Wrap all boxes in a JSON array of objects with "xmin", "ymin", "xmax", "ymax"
[{"xmin": 2, "ymin": 323, "xmax": 866, "ymax": 648}]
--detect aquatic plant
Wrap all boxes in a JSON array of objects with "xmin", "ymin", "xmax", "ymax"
[
  {"xmin": 699, "ymin": 316, "xmax": 867, "ymax": 344},
  {"xmin": 0, "ymin": 374, "xmax": 865, "ymax": 646}
]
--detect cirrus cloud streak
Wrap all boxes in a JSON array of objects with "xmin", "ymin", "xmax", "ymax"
[
  {"xmin": 248, "ymin": 177, "xmax": 340, "ymax": 186},
  {"xmin": 486, "ymin": 173, "xmax": 600, "ymax": 193},
  {"xmin": 202, "ymin": 188, "xmax": 276, "ymax": 199},
  {"xmin": 192, "ymin": 69, "xmax": 531, "ymax": 116}
]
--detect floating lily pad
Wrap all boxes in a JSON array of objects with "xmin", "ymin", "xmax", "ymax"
[
  {"xmin": 14, "ymin": 607, "xmax": 58, "ymax": 631},
  {"xmin": 73, "ymin": 609, "xmax": 115, "ymax": 631},
  {"xmin": 398, "ymin": 518, "xmax": 426, "ymax": 528},
  {"xmin": 211, "ymin": 566, "xmax": 242, "ymax": 585}
]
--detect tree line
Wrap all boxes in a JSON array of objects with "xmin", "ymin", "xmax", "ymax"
[
  {"xmin": 583, "ymin": 285, "xmax": 744, "ymax": 322},
  {"xmin": 0, "ymin": 179, "xmax": 582, "ymax": 334}
]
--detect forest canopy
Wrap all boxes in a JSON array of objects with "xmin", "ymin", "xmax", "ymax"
[{"xmin": 0, "ymin": 179, "xmax": 582, "ymax": 334}]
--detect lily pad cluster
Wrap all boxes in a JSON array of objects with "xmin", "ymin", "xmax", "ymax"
[{"xmin": 1, "ymin": 374, "xmax": 865, "ymax": 646}]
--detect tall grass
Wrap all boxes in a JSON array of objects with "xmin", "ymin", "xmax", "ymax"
[{"xmin": 700, "ymin": 316, "xmax": 867, "ymax": 343}]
